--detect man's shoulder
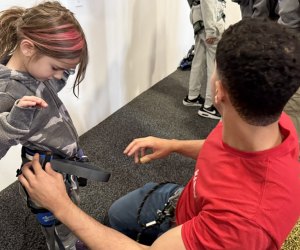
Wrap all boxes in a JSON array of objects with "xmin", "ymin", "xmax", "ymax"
[{"xmin": 279, "ymin": 112, "xmax": 298, "ymax": 139}]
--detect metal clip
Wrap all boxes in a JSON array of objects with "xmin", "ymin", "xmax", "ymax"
[{"xmin": 145, "ymin": 220, "xmax": 157, "ymax": 228}]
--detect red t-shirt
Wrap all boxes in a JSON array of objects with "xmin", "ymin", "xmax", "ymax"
[{"xmin": 176, "ymin": 113, "xmax": 300, "ymax": 250}]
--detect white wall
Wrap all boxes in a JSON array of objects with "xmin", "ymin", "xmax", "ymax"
[
  {"xmin": 225, "ymin": 1, "xmax": 242, "ymax": 28},
  {"xmin": 60, "ymin": 0, "xmax": 195, "ymax": 135},
  {"xmin": 0, "ymin": 0, "xmax": 241, "ymax": 191}
]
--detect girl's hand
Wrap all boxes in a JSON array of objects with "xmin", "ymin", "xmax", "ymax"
[{"xmin": 17, "ymin": 96, "xmax": 48, "ymax": 108}]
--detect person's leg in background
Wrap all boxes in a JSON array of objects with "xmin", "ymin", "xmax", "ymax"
[
  {"xmin": 183, "ymin": 32, "xmax": 206, "ymax": 107},
  {"xmin": 197, "ymin": 32, "xmax": 221, "ymax": 120},
  {"xmin": 278, "ymin": 0, "xmax": 300, "ymax": 158},
  {"xmin": 183, "ymin": 2, "xmax": 206, "ymax": 107},
  {"xmin": 184, "ymin": 0, "xmax": 225, "ymax": 119}
]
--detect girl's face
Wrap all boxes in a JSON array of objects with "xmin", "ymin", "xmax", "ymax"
[{"xmin": 26, "ymin": 55, "xmax": 80, "ymax": 81}]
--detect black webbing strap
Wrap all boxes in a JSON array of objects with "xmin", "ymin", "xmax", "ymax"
[
  {"xmin": 51, "ymin": 159, "xmax": 110, "ymax": 182},
  {"xmin": 18, "ymin": 147, "xmax": 111, "ymax": 183}
]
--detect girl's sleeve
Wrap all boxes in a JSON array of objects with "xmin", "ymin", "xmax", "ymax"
[{"xmin": 0, "ymin": 92, "xmax": 37, "ymax": 159}]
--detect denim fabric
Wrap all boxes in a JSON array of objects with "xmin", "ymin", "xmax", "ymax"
[{"xmin": 107, "ymin": 182, "xmax": 183, "ymax": 245}]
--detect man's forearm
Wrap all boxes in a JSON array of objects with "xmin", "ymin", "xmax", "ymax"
[
  {"xmin": 54, "ymin": 199, "xmax": 186, "ymax": 250},
  {"xmin": 18, "ymin": 154, "xmax": 187, "ymax": 250},
  {"xmin": 54, "ymin": 200, "xmax": 148, "ymax": 250},
  {"xmin": 171, "ymin": 139, "xmax": 204, "ymax": 160}
]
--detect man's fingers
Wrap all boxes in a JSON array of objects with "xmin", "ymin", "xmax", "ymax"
[
  {"xmin": 125, "ymin": 142, "xmax": 152, "ymax": 156},
  {"xmin": 139, "ymin": 155, "xmax": 152, "ymax": 164},
  {"xmin": 30, "ymin": 154, "xmax": 44, "ymax": 174},
  {"xmin": 123, "ymin": 141, "xmax": 134, "ymax": 154},
  {"xmin": 44, "ymin": 163, "xmax": 59, "ymax": 178},
  {"xmin": 133, "ymin": 147, "xmax": 147, "ymax": 163},
  {"xmin": 21, "ymin": 161, "xmax": 36, "ymax": 180},
  {"xmin": 134, "ymin": 151, "xmax": 139, "ymax": 164},
  {"xmin": 18, "ymin": 174, "xmax": 30, "ymax": 190},
  {"xmin": 141, "ymin": 147, "xmax": 145, "ymax": 157},
  {"xmin": 124, "ymin": 138, "xmax": 144, "ymax": 154},
  {"xmin": 124, "ymin": 140, "xmax": 142, "ymax": 155}
]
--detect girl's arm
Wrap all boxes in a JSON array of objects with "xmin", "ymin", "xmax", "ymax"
[{"xmin": 0, "ymin": 94, "xmax": 47, "ymax": 159}]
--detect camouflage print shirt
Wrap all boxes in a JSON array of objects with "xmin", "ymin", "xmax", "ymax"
[{"xmin": 0, "ymin": 64, "xmax": 79, "ymax": 159}]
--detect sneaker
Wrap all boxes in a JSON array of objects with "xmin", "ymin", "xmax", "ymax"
[
  {"xmin": 198, "ymin": 105, "xmax": 221, "ymax": 120},
  {"xmin": 183, "ymin": 95, "xmax": 204, "ymax": 107}
]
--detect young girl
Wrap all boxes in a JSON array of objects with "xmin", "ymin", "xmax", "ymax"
[{"xmin": 0, "ymin": 1, "xmax": 88, "ymax": 249}]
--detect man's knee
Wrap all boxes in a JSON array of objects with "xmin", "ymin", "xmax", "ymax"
[
  {"xmin": 107, "ymin": 197, "xmax": 128, "ymax": 229},
  {"xmin": 107, "ymin": 183, "xmax": 158, "ymax": 229}
]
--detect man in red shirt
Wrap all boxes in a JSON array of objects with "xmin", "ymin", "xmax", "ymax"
[
  {"xmin": 176, "ymin": 111, "xmax": 299, "ymax": 249},
  {"xmin": 19, "ymin": 18, "xmax": 300, "ymax": 250}
]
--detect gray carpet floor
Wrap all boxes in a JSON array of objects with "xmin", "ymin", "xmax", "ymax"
[{"xmin": 0, "ymin": 69, "xmax": 218, "ymax": 249}]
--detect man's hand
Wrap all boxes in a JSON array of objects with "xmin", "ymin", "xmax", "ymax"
[
  {"xmin": 18, "ymin": 154, "xmax": 71, "ymax": 213},
  {"xmin": 124, "ymin": 136, "xmax": 174, "ymax": 164},
  {"xmin": 17, "ymin": 96, "xmax": 48, "ymax": 108}
]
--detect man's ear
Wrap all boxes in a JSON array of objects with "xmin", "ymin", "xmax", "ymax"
[
  {"xmin": 215, "ymin": 80, "xmax": 226, "ymax": 104},
  {"xmin": 19, "ymin": 39, "xmax": 35, "ymax": 57}
]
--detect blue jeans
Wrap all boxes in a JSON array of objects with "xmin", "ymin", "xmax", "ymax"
[{"xmin": 107, "ymin": 182, "xmax": 183, "ymax": 245}]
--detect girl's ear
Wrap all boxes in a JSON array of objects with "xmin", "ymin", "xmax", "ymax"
[{"xmin": 19, "ymin": 39, "xmax": 35, "ymax": 57}]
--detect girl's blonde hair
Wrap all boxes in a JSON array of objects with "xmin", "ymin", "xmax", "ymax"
[{"xmin": 0, "ymin": 1, "xmax": 88, "ymax": 96}]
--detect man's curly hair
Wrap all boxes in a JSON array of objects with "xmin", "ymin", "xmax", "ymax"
[{"xmin": 216, "ymin": 18, "xmax": 300, "ymax": 126}]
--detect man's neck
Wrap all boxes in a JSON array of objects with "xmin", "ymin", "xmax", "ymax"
[{"xmin": 222, "ymin": 110, "xmax": 282, "ymax": 152}]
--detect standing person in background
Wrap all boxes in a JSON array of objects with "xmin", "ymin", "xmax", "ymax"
[
  {"xmin": 183, "ymin": 0, "xmax": 225, "ymax": 120},
  {"xmin": 232, "ymin": 0, "xmax": 279, "ymax": 20},
  {"xmin": 278, "ymin": 0, "xmax": 300, "ymax": 32},
  {"xmin": 280, "ymin": 0, "xmax": 300, "ymax": 156},
  {"xmin": 0, "ymin": 1, "xmax": 88, "ymax": 249}
]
